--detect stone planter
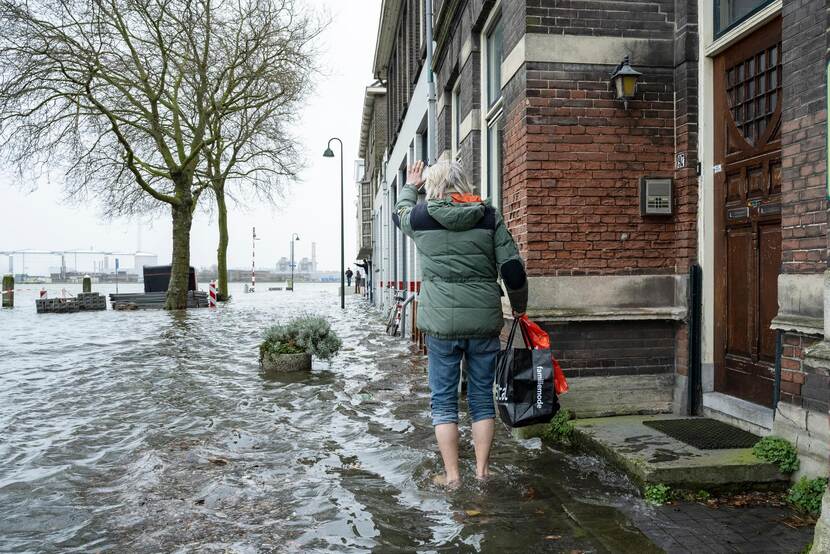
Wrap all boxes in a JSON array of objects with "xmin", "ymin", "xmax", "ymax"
[{"xmin": 260, "ymin": 351, "xmax": 312, "ymax": 373}]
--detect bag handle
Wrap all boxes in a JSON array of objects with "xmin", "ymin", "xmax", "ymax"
[{"xmin": 506, "ymin": 317, "xmax": 531, "ymax": 348}]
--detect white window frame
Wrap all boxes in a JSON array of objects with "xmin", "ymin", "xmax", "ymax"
[
  {"xmin": 451, "ymin": 81, "xmax": 461, "ymax": 160},
  {"xmin": 480, "ymin": 3, "xmax": 503, "ymax": 208}
]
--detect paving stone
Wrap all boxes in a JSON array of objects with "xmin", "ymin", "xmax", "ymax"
[{"xmin": 616, "ymin": 501, "xmax": 814, "ymax": 553}]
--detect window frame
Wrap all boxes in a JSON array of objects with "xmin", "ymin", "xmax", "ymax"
[
  {"xmin": 480, "ymin": 4, "xmax": 504, "ymax": 209},
  {"xmin": 714, "ymin": 0, "xmax": 775, "ymax": 38},
  {"xmin": 484, "ymin": 13, "xmax": 504, "ymax": 112},
  {"xmin": 486, "ymin": 112, "xmax": 504, "ymax": 209},
  {"xmin": 451, "ymin": 81, "xmax": 461, "ymax": 160}
]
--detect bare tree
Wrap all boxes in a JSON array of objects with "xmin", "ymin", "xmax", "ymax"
[
  {"xmin": 200, "ymin": 0, "xmax": 318, "ymax": 300},
  {"xmin": 1, "ymin": 0, "xmax": 226, "ymax": 308}
]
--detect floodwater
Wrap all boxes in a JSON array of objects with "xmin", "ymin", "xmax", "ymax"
[{"xmin": 0, "ymin": 283, "xmax": 662, "ymax": 553}]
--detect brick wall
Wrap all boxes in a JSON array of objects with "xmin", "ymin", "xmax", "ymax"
[
  {"xmin": 526, "ymin": 0, "xmax": 674, "ymax": 38},
  {"xmin": 781, "ymin": 333, "xmax": 827, "ymax": 412},
  {"xmin": 385, "ymin": 0, "xmax": 426, "ymax": 152},
  {"xmin": 433, "ymin": 0, "xmax": 494, "ymax": 188},
  {"xmin": 540, "ymin": 320, "xmax": 677, "ymax": 378},
  {"xmin": 508, "ymin": 61, "xmax": 679, "ymax": 276},
  {"xmin": 437, "ymin": 101, "xmax": 451, "ymax": 156},
  {"xmin": 781, "ymin": 0, "xmax": 828, "ymax": 274},
  {"xmin": 433, "ymin": 0, "xmax": 698, "ymax": 277},
  {"xmin": 374, "ymin": 95, "xmax": 387, "ymax": 156},
  {"xmin": 502, "ymin": 62, "xmax": 530, "ymax": 254},
  {"xmin": 367, "ymin": 94, "xmax": 388, "ymax": 197},
  {"xmin": 458, "ymin": 49, "xmax": 481, "ymax": 186},
  {"xmin": 501, "ymin": 0, "xmax": 524, "ymax": 55},
  {"xmin": 672, "ymin": 0, "xmax": 699, "ymax": 274}
]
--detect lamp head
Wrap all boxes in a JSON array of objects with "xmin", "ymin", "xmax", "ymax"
[
  {"xmin": 323, "ymin": 147, "xmax": 335, "ymax": 158},
  {"xmin": 610, "ymin": 55, "xmax": 642, "ymax": 105}
]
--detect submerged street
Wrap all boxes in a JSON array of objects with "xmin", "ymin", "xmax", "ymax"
[{"xmin": 0, "ymin": 284, "xmax": 814, "ymax": 553}]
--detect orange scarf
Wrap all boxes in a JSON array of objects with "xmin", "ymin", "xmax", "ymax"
[{"xmin": 450, "ymin": 193, "xmax": 482, "ymax": 203}]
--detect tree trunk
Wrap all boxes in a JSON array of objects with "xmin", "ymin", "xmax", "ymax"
[
  {"xmin": 165, "ymin": 201, "xmax": 194, "ymax": 310},
  {"xmin": 215, "ymin": 186, "xmax": 230, "ymax": 300}
]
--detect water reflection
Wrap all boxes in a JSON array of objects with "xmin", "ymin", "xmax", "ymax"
[{"xmin": 0, "ymin": 283, "xmax": 657, "ymax": 553}]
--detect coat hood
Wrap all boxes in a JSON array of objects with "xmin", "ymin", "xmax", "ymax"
[{"xmin": 426, "ymin": 197, "xmax": 488, "ymax": 231}]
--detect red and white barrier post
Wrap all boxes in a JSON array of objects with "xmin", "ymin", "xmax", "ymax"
[{"xmin": 208, "ymin": 281, "xmax": 217, "ymax": 308}]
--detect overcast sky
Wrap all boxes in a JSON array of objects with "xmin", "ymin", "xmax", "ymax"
[{"xmin": 0, "ymin": 0, "xmax": 381, "ymax": 275}]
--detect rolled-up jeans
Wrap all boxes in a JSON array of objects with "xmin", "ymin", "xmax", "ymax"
[{"xmin": 427, "ymin": 336, "xmax": 501, "ymax": 426}]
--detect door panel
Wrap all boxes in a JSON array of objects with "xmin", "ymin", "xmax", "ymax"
[
  {"xmin": 758, "ymin": 222, "xmax": 781, "ymax": 363},
  {"xmin": 726, "ymin": 226, "xmax": 752, "ymax": 358},
  {"xmin": 713, "ymin": 18, "xmax": 782, "ymax": 408}
]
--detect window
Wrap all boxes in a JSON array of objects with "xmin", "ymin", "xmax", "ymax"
[
  {"xmin": 482, "ymin": 8, "xmax": 504, "ymax": 209},
  {"xmin": 451, "ymin": 82, "xmax": 461, "ymax": 159},
  {"xmin": 486, "ymin": 113, "xmax": 504, "ymax": 207},
  {"xmin": 715, "ymin": 0, "xmax": 774, "ymax": 36},
  {"xmin": 420, "ymin": 131, "xmax": 428, "ymax": 164},
  {"xmin": 485, "ymin": 15, "xmax": 503, "ymax": 110},
  {"xmin": 726, "ymin": 41, "xmax": 781, "ymax": 144}
]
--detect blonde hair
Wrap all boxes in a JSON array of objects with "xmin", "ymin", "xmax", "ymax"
[{"xmin": 424, "ymin": 161, "xmax": 475, "ymax": 200}]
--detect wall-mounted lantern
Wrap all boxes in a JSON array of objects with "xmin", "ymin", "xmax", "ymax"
[{"xmin": 610, "ymin": 55, "xmax": 642, "ymax": 110}]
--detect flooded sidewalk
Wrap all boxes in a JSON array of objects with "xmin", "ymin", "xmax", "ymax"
[{"xmin": 0, "ymin": 284, "xmax": 813, "ymax": 552}]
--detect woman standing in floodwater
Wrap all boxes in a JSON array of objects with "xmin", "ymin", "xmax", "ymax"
[{"xmin": 394, "ymin": 160, "xmax": 528, "ymax": 486}]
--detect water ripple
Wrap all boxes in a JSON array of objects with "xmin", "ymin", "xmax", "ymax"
[{"xmin": 0, "ymin": 282, "xmax": 652, "ymax": 553}]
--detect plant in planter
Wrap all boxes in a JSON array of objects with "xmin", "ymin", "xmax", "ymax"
[{"xmin": 259, "ymin": 316, "xmax": 342, "ymax": 372}]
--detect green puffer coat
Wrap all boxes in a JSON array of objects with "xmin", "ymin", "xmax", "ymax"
[{"xmin": 394, "ymin": 184, "xmax": 528, "ymax": 339}]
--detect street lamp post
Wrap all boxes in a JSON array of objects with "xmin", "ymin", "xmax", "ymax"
[
  {"xmin": 290, "ymin": 233, "xmax": 300, "ymax": 291},
  {"xmin": 323, "ymin": 137, "xmax": 345, "ymax": 309}
]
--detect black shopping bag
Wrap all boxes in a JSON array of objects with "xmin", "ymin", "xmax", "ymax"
[{"xmin": 494, "ymin": 319, "xmax": 559, "ymax": 428}]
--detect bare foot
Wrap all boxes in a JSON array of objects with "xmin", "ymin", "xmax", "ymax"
[{"xmin": 432, "ymin": 474, "xmax": 461, "ymax": 490}]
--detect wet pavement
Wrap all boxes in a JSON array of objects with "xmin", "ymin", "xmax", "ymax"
[{"xmin": 0, "ymin": 283, "xmax": 815, "ymax": 553}]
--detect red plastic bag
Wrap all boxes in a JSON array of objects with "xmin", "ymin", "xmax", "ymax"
[{"xmin": 519, "ymin": 315, "xmax": 569, "ymax": 395}]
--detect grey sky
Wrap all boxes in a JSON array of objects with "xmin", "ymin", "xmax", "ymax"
[{"xmin": 0, "ymin": 0, "xmax": 381, "ymax": 275}]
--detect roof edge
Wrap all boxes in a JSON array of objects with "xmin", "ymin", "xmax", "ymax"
[{"xmin": 372, "ymin": 0, "xmax": 403, "ymax": 77}]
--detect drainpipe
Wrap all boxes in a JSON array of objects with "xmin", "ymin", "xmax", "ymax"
[
  {"xmin": 687, "ymin": 263, "xmax": 702, "ymax": 415},
  {"xmin": 773, "ymin": 330, "xmax": 782, "ymax": 413},
  {"xmin": 425, "ymin": 0, "xmax": 437, "ymax": 164}
]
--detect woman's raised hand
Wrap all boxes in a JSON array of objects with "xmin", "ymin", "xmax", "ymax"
[{"xmin": 406, "ymin": 160, "xmax": 426, "ymax": 189}]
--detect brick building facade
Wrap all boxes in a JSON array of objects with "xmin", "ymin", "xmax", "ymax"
[
  {"xmin": 361, "ymin": 0, "xmax": 829, "ymax": 479},
  {"xmin": 357, "ymin": 81, "xmax": 387, "ymax": 301},
  {"xmin": 425, "ymin": 0, "xmax": 699, "ymax": 417}
]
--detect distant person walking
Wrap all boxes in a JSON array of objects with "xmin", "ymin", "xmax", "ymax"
[
  {"xmin": 356, "ymin": 260, "xmax": 371, "ymax": 298},
  {"xmin": 345, "ymin": 267, "xmax": 353, "ymax": 287},
  {"xmin": 355, "ymin": 270, "xmax": 362, "ymax": 294},
  {"xmin": 394, "ymin": 160, "xmax": 528, "ymax": 488}
]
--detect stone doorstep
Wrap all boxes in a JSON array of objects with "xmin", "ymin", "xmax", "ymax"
[{"xmin": 570, "ymin": 415, "xmax": 789, "ymax": 491}]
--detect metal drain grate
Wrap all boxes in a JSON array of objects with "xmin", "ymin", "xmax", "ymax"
[{"xmin": 643, "ymin": 418, "xmax": 760, "ymax": 450}]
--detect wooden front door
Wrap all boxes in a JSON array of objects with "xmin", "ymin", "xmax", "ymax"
[{"xmin": 713, "ymin": 18, "xmax": 782, "ymax": 408}]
